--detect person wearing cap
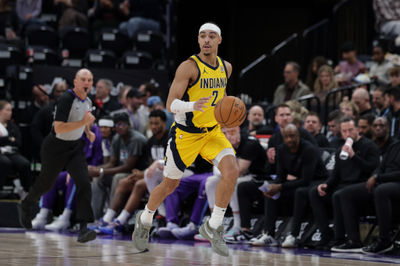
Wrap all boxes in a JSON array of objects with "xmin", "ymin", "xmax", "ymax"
[
  {"xmin": 147, "ymin": 96, "xmax": 174, "ymax": 131},
  {"xmin": 111, "ymin": 88, "xmax": 149, "ymax": 136},
  {"xmin": 132, "ymin": 22, "xmax": 237, "ymax": 257},
  {"xmin": 334, "ymin": 41, "xmax": 366, "ymax": 85},
  {"xmin": 88, "ymin": 112, "xmax": 148, "ymax": 220}
]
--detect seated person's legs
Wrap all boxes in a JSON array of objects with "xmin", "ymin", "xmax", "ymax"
[{"xmin": 363, "ymin": 182, "xmax": 400, "ymax": 254}]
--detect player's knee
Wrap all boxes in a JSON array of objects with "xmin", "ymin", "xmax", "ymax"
[
  {"xmin": 162, "ymin": 178, "xmax": 180, "ymax": 195},
  {"xmin": 221, "ymin": 163, "xmax": 239, "ymax": 181}
]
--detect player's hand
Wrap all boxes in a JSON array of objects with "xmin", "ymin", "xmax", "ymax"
[
  {"xmin": 194, "ymin": 96, "xmax": 211, "ymax": 112},
  {"xmin": 366, "ymin": 176, "xmax": 376, "ymax": 193},
  {"xmin": 83, "ymin": 111, "xmax": 95, "ymax": 125},
  {"xmin": 318, "ymin": 184, "xmax": 328, "ymax": 197}
]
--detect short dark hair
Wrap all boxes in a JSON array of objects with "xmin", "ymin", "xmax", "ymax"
[
  {"xmin": 286, "ymin": 61, "xmax": 300, "ymax": 73},
  {"xmin": 113, "ymin": 112, "xmax": 130, "ymax": 125},
  {"xmin": 328, "ymin": 109, "xmax": 343, "ymax": 122},
  {"xmin": 359, "ymin": 113, "xmax": 375, "ymax": 125},
  {"xmin": 149, "ymin": 109, "xmax": 166, "ymax": 122},
  {"xmin": 386, "ymin": 85, "xmax": 400, "ymax": 101},
  {"xmin": 340, "ymin": 116, "xmax": 358, "ymax": 127},
  {"xmin": 341, "ymin": 41, "xmax": 355, "ymax": 53},
  {"xmin": 306, "ymin": 111, "xmax": 321, "ymax": 123},
  {"xmin": 274, "ymin": 103, "xmax": 292, "ymax": 116}
]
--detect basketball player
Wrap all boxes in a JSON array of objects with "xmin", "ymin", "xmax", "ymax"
[
  {"xmin": 132, "ymin": 22, "xmax": 239, "ymax": 256},
  {"xmin": 19, "ymin": 68, "xmax": 97, "ymax": 243}
]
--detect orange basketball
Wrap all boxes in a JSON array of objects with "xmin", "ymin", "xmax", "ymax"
[{"xmin": 214, "ymin": 96, "xmax": 247, "ymax": 128}]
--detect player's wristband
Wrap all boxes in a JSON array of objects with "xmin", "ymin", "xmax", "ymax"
[{"xmin": 170, "ymin": 99, "xmax": 195, "ymax": 114}]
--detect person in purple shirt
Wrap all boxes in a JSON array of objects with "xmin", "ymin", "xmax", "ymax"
[
  {"xmin": 30, "ymin": 124, "xmax": 103, "ymax": 231},
  {"xmin": 334, "ymin": 42, "xmax": 366, "ymax": 86}
]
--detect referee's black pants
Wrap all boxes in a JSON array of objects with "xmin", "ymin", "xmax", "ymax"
[{"xmin": 24, "ymin": 134, "xmax": 94, "ymax": 223}]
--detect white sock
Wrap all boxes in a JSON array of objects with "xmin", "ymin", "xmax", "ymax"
[
  {"xmin": 233, "ymin": 213, "xmax": 241, "ymax": 229},
  {"xmin": 103, "ymin": 208, "xmax": 116, "ymax": 223},
  {"xmin": 38, "ymin": 208, "xmax": 50, "ymax": 218},
  {"xmin": 60, "ymin": 208, "xmax": 72, "ymax": 220},
  {"xmin": 140, "ymin": 205, "xmax": 155, "ymax": 226},
  {"xmin": 209, "ymin": 205, "xmax": 226, "ymax": 230},
  {"xmin": 116, "ymin": 209, "xmax": 131, "ymax": 225}
]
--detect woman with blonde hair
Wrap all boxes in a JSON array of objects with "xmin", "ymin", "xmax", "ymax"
[
  {"xmin": 339, "ymin": 100, "xmax": 359, "ymax": 119},
  {"xmin": 313, "ymin": 65, "xmax": 339, "ymax": 105}
]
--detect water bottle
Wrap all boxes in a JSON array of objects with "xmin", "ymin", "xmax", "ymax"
[
  {"xmin": 258, "ymin": 181, "xmax": 280, "ymax": 200},
  {"xmin": 339, "ymin": 137, "xmax": 353, "ymax": 160}
]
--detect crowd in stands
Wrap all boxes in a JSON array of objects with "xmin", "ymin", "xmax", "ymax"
[{"xmin": 2, "ymin": 0, "xmax": 400, "ymax": 259}]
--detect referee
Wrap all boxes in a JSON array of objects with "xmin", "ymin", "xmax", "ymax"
[{"xmin": 20, "ymin": 68, "xmax": 97, "ymax": 243}]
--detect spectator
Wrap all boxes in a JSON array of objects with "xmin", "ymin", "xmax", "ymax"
[
  {"xmin": 118, "ymin": 0, "xmax": 162, "ymax": 39},
  {"xmin": 55, "ymin": 0, "xmax": 89, "ymax": 31},
  {"xmin": 309, "ymin": 117, "xmax": 380, "ymax": 251},
  {"xmin": 372, "ymin": 116, "xmax": 394, "ymax": 159},
  {"xmin": 313, "ymin": 65, "xmax": 338, "ymax": 106},
  {"xmin": 267, "ymin": 104, "xmax": 317, "ymax": 174},
  {"xmin": 385, "ymin": 86, "xmax": 400, "ymax": 138},
  {"xmin": 112, "ymin": 88, "xmax": 148, "ymax": 135},
  {"xmin": 358, "ymin": 113, "xmax": 375, "ymax": 139},
  {"xmin": 240, "ymin": 105, "xmax": 273, "ymax": 137},
  {"xmin": 98, "ymin": 116, "xmax": 115, "ymax": 164},
  {"xmin": 91, "ymin": 109, "xmax": 167, "ymax": 233},
  {"xmin": 326, "ymin": 109, "xmax": 343, "ymax": 148},
  {"xmin": 372, "ymin": 0, "xmax": 400, "ymax": 39},
  {"xmin": 16, "ymin": 0, "xmax": 43, "ymax": 29},
  {"xmin": 92, "ymin": 79, "xmax": 121, "ymax": 119},
  {"xmin": 333, "ymin": 139, "xmax": 400, "ymax": 254},
  {"xmin": 117, "ymin": 84, "xmax": 132, "ymax": 108},
  {"xmin": 305, "ymin": 56, "xmax": 328, "ymax": 89},
  {"xmin": 273, "ymin": 62, "xmax": 311, "ymax": 105},
  {"xmin": 369, "ymin": 41, "xmax": 393, "ymax": 85},
  {"xmin": 249, "ymin": 124, "xmax": 327, "ymax": 247},
  {"xmin": 388, "ymin": 66, "xmax": 400, "ymax": 87},
  {"xmin": 0, "ymin": 0, "xmax": 20, "ymax": 41},
  {"xmin": 339, "ymin": 100, "xmax": 359, "ymax": 119},
  {"xmin": 362, "ymin": 140, "xmax": 400, "ymax": 254},
  {"xmin": 206, "ymin": 126, "xmax": 267, "ymax": 243},
  {"xmin": 147, "ymin": 96, "xmax": 173, "ymax": 132},
  {"xmin": 334, "ymin": 42, "xmax": 366, "ymax": 85},
  {"xmin": 31, "ymin": 124, "xmax": 103, "ymax": 230},
  {"xmin": 373, "ymin": 86, "xmax": 390, "ymax": 116},
  {"xmin": 0, "ymin": 100, "xmax": 32, "ymax": 198},
  {"xmin": 88, "ymin": 112, "xmax": 148, "ymax": 220},
  {"xmin": 88, "ymin": 0, "xmax": 125, "ymax": 31},
  {"xmin": 303, "ymin": 112, "xmax": 330, "ymax": 148},
  {"xmin": 351, "ymin": 87, "xmax": 375, "ymax": 116}
]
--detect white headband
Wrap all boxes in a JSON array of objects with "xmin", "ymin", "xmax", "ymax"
[
  {"xmin": 98, "ymin": 119, "xmax": 114, "ymax": 127},
  {"xmin": 199, "ymin": 23, "xmax": 221, "ymax": 36}
]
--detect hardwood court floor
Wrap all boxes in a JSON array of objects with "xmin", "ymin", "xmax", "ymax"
[{"xmin": 0, "ymin": 230, "xmax": 399, "ymax": 266}]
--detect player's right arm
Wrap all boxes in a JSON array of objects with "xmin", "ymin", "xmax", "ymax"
[{"xmin": 166, "ymin": 60, "xmax": 210, "ymax": 113}]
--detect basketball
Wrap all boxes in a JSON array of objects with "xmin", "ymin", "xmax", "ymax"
[{"xmin": 214, "ymin": 96, "xmax": 247, "ymax": 128}]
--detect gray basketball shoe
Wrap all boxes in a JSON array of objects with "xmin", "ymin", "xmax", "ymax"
[{"xmin": 199, "ymin": 219, "xmax": 229, "ymax": 257}]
